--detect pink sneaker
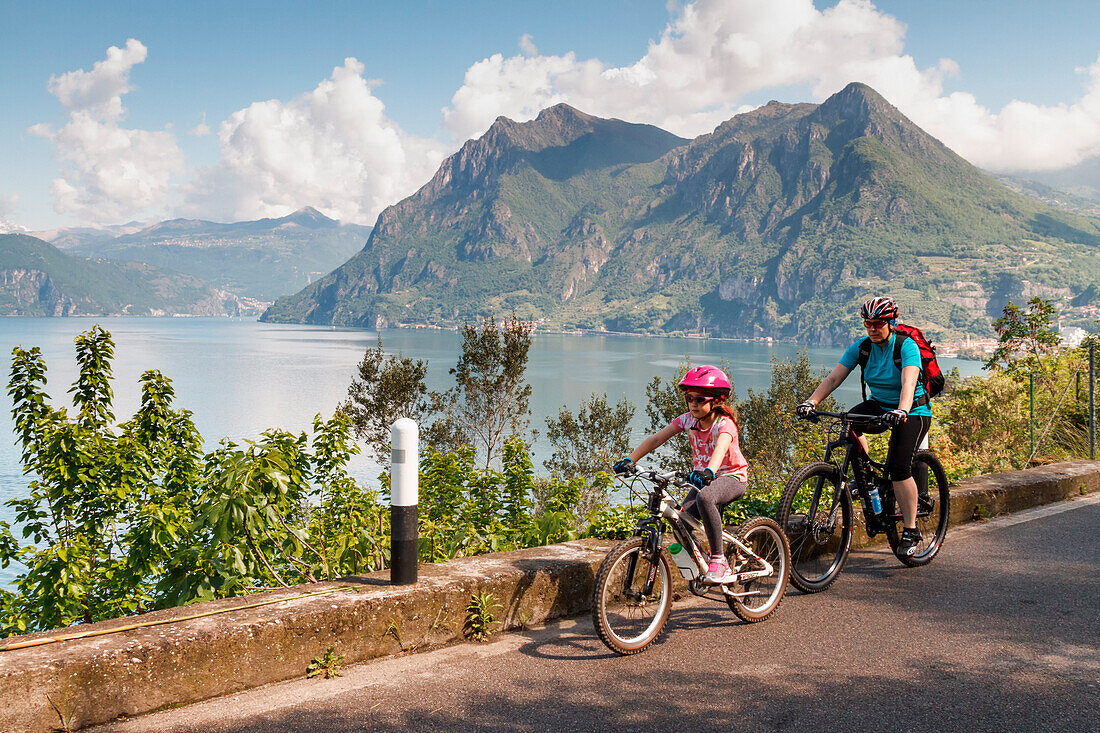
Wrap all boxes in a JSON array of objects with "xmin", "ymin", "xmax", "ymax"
[{"xmin": 703, "ymin": 555, "xmax": 736, "ymax": 585}]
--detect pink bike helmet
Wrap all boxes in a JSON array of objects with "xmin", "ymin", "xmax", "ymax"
[{"xmin": 679, "ymin": 365, "xmax": 732, "ymax": 397}]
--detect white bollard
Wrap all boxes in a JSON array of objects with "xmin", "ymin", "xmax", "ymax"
[{"xmin": 390, "ymin": 418, "xmax": 418, "ymax": 585}]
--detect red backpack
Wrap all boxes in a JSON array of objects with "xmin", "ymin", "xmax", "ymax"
[{"xmin": 857, "ymin": 324, "xmax": 946, "ymax": 406}]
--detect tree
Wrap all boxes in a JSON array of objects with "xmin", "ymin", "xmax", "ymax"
[
  {"xmin": 736, "ymin": 351, "xmax": 838, "ymax": 489},
  {"xmin": 985, "ymin": 297, "xmax": 1061, "ymax": 378},
  {"xmin": 433, "ymin": 314, "xmax": 533, "ymax": 467},
  {"xmin": 1, "ymin": 327, "xmax": 205, "ymax": 632},
  {"xmin": 342, "ymin": 338, "xmax": 429, "ymax": 464},
  {"xmin": 544, "ymin": 393, "xmax": 635, "ymax": 479},
  {"xmin": 984, "ymin": 298, "xmax": 1062, "ymax": 460}
]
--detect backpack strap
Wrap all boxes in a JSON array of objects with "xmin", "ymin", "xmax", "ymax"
[
  {"xmin": 856, "ymin": 337, "xmax": 872, "ymax": 401},
  {"xmin": 859, "ymin": 333, "xmax": 928, "ymax": 409},
  {"xmin": 892, "ymin": 331, "xmax": 905, "ymax": 371},
  {"xmin": 893, "ymin": 331, "xmax": 931, "ymax": 404}
]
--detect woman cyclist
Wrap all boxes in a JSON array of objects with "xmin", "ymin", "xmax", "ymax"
[
  {"xmin": 613, "ymin": 365, "xmax": 749, "ymax": 584},
  {"xmin": 795, "ymin": 297, "xmax": 931, "ymax": 558}
]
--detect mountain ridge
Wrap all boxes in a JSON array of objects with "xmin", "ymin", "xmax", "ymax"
[
  {"xmin": 251, "ymin": 83, "xmax": 1099, "ymax": 342},
  {"xmin": 0, "ymin": 233, "xmax": 248, "ymax": 316},
  {"xmin": 39, "ymin": 208, "xmax": 371, "ymax": 302}
]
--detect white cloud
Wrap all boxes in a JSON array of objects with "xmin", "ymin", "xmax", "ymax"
[
  {"xmin": 29, "ymin": 5, "xmax": 1100, "ymax": 229},
  {"xmin": 443, "ymin": 0, "xmax": 1100, "ymax": 173},
  {"xmin": 47, "ymin": 38, "xmax": 147, "ymax": 122},
  {"xmin": 0, "ymin": 194, "xmax": 27, "ymax": 233},
  {"xmin": 519, "ymin": 34, "xmax": 538, "ymax": 57},
  {"xmin": 443, "ymin": 0, "xmax": 909, "ymax": 140},
  {"xmin": 31, "ymin": 40, "xmax": 184, "ymax": 224},
  {"xmin": 182, "ymin": 58, "xmax": 447, "ymax": 224}
]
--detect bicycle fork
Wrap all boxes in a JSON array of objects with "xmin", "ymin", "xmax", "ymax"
[{"xmin": 622, "ymin": 518, "xmax": 664, "ymax": 599}]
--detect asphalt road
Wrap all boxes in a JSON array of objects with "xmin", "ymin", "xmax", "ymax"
[{"xmin": 96, "ymin": 495, "xmax": 1100, "ymax": 733}]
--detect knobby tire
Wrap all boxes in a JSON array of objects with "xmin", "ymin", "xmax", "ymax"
[
  {"xmin": 884, "ymin": 450, "xmax": 950, "ymax": 567},
  {"xmin": 592, "ymin": 537, "xmax": 674, "ymax": 655},
  {"xmin": 725, "ymin": 516, "xmax": 791, "ymax": 623},
  {"xmin": 776, "ymin": 461, "xmax": 853, "ymax": 593}
]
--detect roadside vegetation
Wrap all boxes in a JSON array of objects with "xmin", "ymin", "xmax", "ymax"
[{"xmin": 1, "ymin": 299, "xmax": 1095, "ymax": 636}]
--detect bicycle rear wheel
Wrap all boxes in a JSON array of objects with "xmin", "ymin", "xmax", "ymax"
[
  {"xmin": 725, "ymin": 516, "xmax": 790, "ymax": 623},
  {"xmin": 592, "ymin": 536, "xmax": 674, "ymax": 655},
  {"xmin": 884, "ymin": 450, "xmax": 950, "ymax": 567},
  {"xmin": 776, "ymin": 462, "xmax": 853, "ymax": 593}
]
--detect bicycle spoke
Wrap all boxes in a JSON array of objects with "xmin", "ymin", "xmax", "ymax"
[{"xmin": 778, "ymin": 462, "xmax": 852, "ymax": 593}]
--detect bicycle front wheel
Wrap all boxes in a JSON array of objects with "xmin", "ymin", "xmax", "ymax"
[
  {"xmin": 776, "ymin": 462, "xmax": 853, "ymax": 593},
  {"xmin": 726, "ymin": 516, "xmax": 790, "ymax": 623},
  {"xmin": 592, "ymin": 536, "xmax": 674, "ymax": 655},
  {"xmin": 885, "ymin": 450, "xmax": 950, "ymax": 567}
]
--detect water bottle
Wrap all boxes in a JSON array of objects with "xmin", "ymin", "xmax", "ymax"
[
  {"xmin": 866, "ymin": 486, "xmax": 883, "ymax": 515},
  {"xmin": 668, "ymin": 543, "xmax": 699, "ymax": 579}
]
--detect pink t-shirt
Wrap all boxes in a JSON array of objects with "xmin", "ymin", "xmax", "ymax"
[{"xmin": 671, "ymin": 413, "xmax": 749, "ymax": 483}]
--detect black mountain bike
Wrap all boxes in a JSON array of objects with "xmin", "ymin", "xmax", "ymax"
[
  {"xmin": 776, "ymin": 410, "xmax": 949, "ymax": 593},
  {"xmin": 592, "ymin": 465, "xmax": 790, "ymax": 655}
]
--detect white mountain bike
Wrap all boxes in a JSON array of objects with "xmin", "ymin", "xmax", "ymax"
[{"xmin": 592, "ymin": 465, "xmax": 791, "ymax": 655}]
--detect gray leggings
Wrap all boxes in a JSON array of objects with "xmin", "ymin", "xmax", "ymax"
[{"xmin": 681, "ymin": 475, "xmax": 747, "ymax": 556}]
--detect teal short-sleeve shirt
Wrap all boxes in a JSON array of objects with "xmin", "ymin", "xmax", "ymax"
[{"xmin": 839, "ymin": 333, "xmax": 931, "ymax": 417}]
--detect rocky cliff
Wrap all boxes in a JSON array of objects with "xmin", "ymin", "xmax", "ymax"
[
  {"xmin": 0, "ymin": 234, "xmax": 246, "ymax": 317},
  {"xmin": 263, "ymin": 84, "xmax": 1100, "ymax": 344}
]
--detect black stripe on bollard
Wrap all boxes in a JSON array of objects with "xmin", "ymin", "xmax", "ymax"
[{"xmin": 390, "ymin": 504, "xmax": 418, "ymax": 585}]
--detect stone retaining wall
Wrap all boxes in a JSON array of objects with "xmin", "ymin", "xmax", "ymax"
[{"xmin": 2, "ymin": 460, "xmax": 1098, "ymax": 731}]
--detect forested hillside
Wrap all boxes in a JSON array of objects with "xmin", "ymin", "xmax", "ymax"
[{"xmin": 263, "ymin": 84, "xmax": 1100, "ymax": 345}]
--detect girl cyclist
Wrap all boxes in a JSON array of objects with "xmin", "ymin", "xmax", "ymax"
[
  {"xmin": 613, "ymin": 365, "xmax": 749, "ymax": 584},
  {"xmin": 795, "ymin": 296, "xmax": 931, "ymax": 557}
]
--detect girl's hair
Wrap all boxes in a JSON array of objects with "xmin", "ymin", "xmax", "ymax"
[{"xmin": 712, "ymin": 398, "xmax": 741, "ymax": 427}]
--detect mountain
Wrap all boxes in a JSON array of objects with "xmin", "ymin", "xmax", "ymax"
[
  {"xmin": 0, "ymin": 233, "xmax": 246, "ymax": 316},
  {"xmin": 33, "ymin": 221, "xmax": 147, "ymax": 250},
  {"xmin": 993, "ymin": 169, "xmax": 1100, "ymax": 217},
  {"xmin": 1005, "ymin": 156, "xmax": 1100, "ymax": 205},
  {"xmin": 262, "ymin": 86, "xmax": 1100, "ymax": 344},
  {"xmin": 45, "ymin": 208, "xmax": 371, "ymax": 302}
]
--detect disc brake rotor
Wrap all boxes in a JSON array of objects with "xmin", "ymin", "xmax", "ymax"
[{"xmin": 811, "ymin": 509, "xmax": 838, "ymax": 544}]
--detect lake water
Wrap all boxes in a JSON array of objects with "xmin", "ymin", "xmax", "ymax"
[{"xmin": 0, "ymin": 317, "xmax": 985, "ymax": 586}]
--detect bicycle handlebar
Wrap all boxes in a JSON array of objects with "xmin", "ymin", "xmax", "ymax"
[
  {"xmin": 613, "ymin": 465, "xmax": 692, "ymax": 489},
  {"xmin": 798, "ymin": 409, "xmax": 889, "ymax": 430}
]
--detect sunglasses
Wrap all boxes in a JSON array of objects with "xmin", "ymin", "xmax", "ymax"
[
  {"xmin": 685, "ymin": 394, "xmax": 714, "ymax": 406},
  {"xmin": 863, "ymin": 319, "xmax": 889, "ymax": 329}
]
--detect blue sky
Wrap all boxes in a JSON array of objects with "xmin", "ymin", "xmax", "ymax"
[{"xmin": 2, "ymin": 0, "xmax": 1099, "ymax": 231}]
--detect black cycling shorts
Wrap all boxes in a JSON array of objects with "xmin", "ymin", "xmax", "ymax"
[{"xmin": 850, "ymin": 399, "xmax": 931, "ymax": 481}]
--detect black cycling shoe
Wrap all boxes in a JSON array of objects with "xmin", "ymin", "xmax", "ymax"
[{"xmin": 898, "ymin": 527, "xmax": 922, "ymax": 557}]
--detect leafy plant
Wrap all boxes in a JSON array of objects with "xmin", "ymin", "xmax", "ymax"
[
  {"xmin": 464, "ymin": 591, "xmax": 501, "ymax": 642},
  {"xmin": 306, "ymin": 646, "xmax": 345, "ymax": 679},
  {"xmin": 586, "ymin": 505, "xmax": 646, "ymax": 540},
  {"xmin": 1, "ymin": 327, "xmax": 205, "ymax": 631},
  {"xmin": 1, "ymin": 327, "xmax": 391, "ymax": 636},
  {"xmin": 46, "ymin": 692, "xmax": 76, "ymax": 733},
  {"xmin": 544, "ymin": 393, "xmax": 635, "ymax": 480}
]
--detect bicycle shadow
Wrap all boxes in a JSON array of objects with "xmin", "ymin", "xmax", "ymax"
[{"xmin": 515, "ymin": 595, "xmax": 743, "ymax": 661}]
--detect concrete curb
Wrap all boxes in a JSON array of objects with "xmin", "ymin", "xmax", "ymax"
[{"xmin": 3, "ymin": 460, "xmax": 1099, "ymax": 731}]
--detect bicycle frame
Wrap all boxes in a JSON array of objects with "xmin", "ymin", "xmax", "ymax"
[
  {"xmin": 808, "ymin": 411, "xmax": 933, "ymax": 527},
  {"xmin": 618, "ymin": 469, "xmax": 775, "ymax": 598}
]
